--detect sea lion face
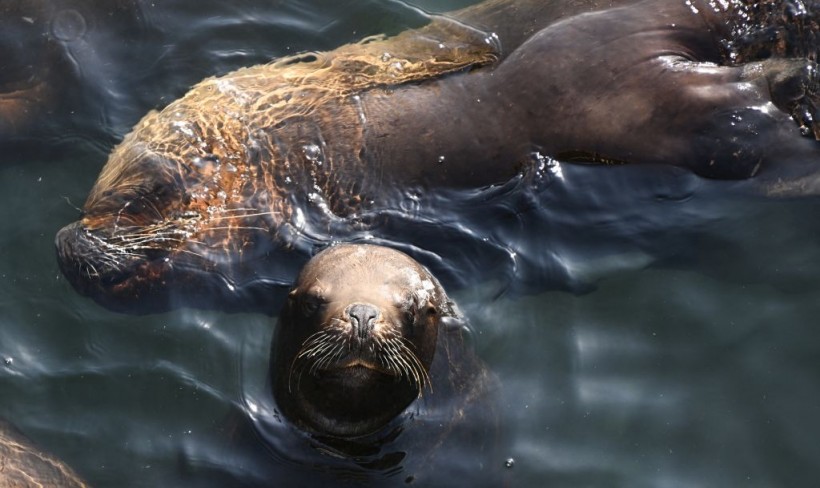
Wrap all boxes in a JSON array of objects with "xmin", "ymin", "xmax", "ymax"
[
  {"xmin": 272, "ymin": 244, "xmax": 455, "ymax": 438},
  {"xmin": 55, "ymin": 118, "xmax": 287, "ymax": 311},
  {"xmin": 56, "ymin": 145, "xmax": 195, "ymax": 306}
]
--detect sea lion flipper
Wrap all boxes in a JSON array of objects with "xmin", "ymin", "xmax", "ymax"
[{"xmin": 745, "ymin": 58, "xmax": 820, "ymax": 140}]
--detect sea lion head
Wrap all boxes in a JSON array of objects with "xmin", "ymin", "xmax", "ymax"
[
  {"xmin": 271, "ymin": 243, "xmax": 457, "ymax": 438},
  {"xmin": 54, "ymin": 107, "xmax": 291, "ymax": 311}
]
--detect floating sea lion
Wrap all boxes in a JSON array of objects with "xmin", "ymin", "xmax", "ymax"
[
  {"xmin": 0, "ymin": 419, "xmax": 89, "ymax": 488},
  {"xmin": 271, "ymin": 243, "xmax": 485, "ymax": 437},
  {"xmin": 260, "ymin": 244, "xmax": 498, "ymax": 481},
  {"xmin": 56, "ymin": 0, "xmax": 820, "ymax": 311},
  {"xmin": 208, "ymin": 246, "xmax": 497, "ymax": 484}
]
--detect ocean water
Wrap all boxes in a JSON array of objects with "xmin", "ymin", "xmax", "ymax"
[{"xmin": 1, "ymin": 1, "xmax": 820, "ymax": 486}]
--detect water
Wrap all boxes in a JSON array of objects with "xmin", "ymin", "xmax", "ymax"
[{"xmin": 2, "ymin": 0, "xmax": 820, "ymax": 486}]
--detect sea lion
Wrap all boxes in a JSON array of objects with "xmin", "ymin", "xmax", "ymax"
[
  {"xmin": 272, "ymin": 243, "xmax": 470, "ymax": 437},
  {"xmin": 0, "ymin": 418, "xmax": 89, "ymax": 488},
  {"xmin": 56, "ymin": 0, "xmax": 820, "ymax": 311},
  {"xmin": 263, "ymin": 243, "xmax": 498, "ymax": 480}
]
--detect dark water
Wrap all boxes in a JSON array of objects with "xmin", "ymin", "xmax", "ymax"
[{"xmin": 2, "ymin": 0, "xmax": 820, "ymax": 486}]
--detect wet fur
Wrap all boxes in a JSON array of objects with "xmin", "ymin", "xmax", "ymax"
[{"xmin": 56, "ymin": 0, "xmax": 820, "ymax": 309}]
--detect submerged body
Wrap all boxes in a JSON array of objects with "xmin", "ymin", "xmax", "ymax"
[
  {"xmin": 56, "ymin": 0, "xmax": 820, "ymax": 311},
  {"xmin": 0, "ymin": 0, "xmax": 144, "ymax": 144}
]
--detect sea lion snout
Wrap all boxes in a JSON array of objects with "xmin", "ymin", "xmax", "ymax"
[{"xmin": 346, "ymin": 302, "xmax": 380, "ymax": 339}]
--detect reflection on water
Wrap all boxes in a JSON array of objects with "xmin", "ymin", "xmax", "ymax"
[{"xmin": 2, "ymin": 0, "xmax": 820, "ymax": 486}]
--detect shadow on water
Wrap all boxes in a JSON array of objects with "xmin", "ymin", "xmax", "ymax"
[{"xmin": 2, "ymin": 0, "xmax": 820, "ymax": 486}]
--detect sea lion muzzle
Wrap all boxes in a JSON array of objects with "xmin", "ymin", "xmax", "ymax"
[{"xmin": 346, "ymin": 302, "xmax": 380, "ymax": 341}]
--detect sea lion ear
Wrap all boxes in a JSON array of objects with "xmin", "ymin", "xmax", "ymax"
[{"xmin": 438, "ymin": 315, "xmax": 467, "ymax": 333}]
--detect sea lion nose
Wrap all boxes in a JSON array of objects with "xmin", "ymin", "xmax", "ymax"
[{"xmin": 347, "ymin": 303, "xmax": 379, "ymax": 339}]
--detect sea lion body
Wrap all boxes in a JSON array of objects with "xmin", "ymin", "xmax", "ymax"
[
  {"xmin": 56, "ymin": 0, "xmax": 820, "ymax": 310},
  {"xmin": 0, "ymin": 419, "xmax": 89, "ymax": 488}
]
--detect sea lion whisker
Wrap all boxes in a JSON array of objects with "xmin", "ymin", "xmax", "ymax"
[
  {"xmin": 287, "ymin": 359, "xmax": 301, "ymax": 393},
  {"xmin": 400, "ymin": 338, "xmax": 432, "ymax": 389},
  {"xmin": 382, "ymin": 344, "xmax": 409, "ymax": 381},
  {"xmin": 290, "ymin": 361, "xmax": 311, "ymax": 395},
  {"xmin": 299, "ymin": 338, "xmax": 336, "ymax": 359},
  {"xmin": 140, "ymin": 197, "xmax": 165, "ymax": 221},
  {"xmin": 110, "ymin": 236, "xmax": 183, "ymax": 248},
  {"xmin": 298, "ymin": 339, "xmax": 338, "ymax": 372},
  {"xmin": 392, "ymin": 338, "xmax": 430, "ymax": 394},
  {"xmin": 207, "ymin": 211, "xmax": 277, "ymax": 221},
  {"xmin": 288, "ymin": 340, "xmax": 322, "ymax": 393},
  {"xmin": 83, "ymin": 261, "xmax": 99, "ymax": 279},
  {"xmin": 309, "ymin": 343, "xmax": 343, "ymax": 376},
  {"xmin": 383, "ymin": 339, "xmax": 419, "ymax": 388},
  {"xmin": 112, "ymin": 225, "xmax": 184, "ymax": 238},
  {"xmin": 201, "ymin": 225, "xmax": 270, "ymax": 233},
  {"xmin": 295, "ymin": 332, "xmax": 335, "ymax": 359}
]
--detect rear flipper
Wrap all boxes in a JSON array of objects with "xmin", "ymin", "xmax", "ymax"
[
  {"xmin": 681, "ymin": 56, "xmax": 820, "ymax": 188},
  {"xmin": 749, "ymin": 58, "xmax": 820, "ymax": 139}
]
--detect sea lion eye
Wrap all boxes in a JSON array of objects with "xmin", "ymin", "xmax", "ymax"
[
  {"xmin": 300, "ymin": 294, "xmax": 325, "ymax": 316},
  {"xmin": 426, "ymin": 305, "xmax": 437, "ymax": 316}
]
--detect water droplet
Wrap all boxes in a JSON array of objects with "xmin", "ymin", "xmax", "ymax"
[
  {"xmin": 504, "ymin": 458, "xmax": 515, "ymax": 468},
  {"xmin": 3, "ymin": 357, "xmax": 12, "ymax": 366},
  {"xmin": 303, "ymin": 144, "xmax": 322, "ymax": 163},
  {"xmin": 437, "ymin": 155, "xmax": 446, "ymax": 164}
]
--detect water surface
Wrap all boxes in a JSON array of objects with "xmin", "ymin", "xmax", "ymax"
[{"xmin": 1, "ymin": 0, "xmax": 820, "ymax": 486}]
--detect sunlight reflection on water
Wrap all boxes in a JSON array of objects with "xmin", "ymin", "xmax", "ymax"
[{"xmin": 0, "ymin": 0, "xmax": 820, "ymax": 486}]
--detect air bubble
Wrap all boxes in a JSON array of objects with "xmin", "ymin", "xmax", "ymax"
[{"xmin": 51, "ymin": 10, "xmax": 87, "ymax": 42}]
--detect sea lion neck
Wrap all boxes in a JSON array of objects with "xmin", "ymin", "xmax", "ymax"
[{"xmin": 286, "ymin": 368, "xmax": 419, "ymax": 438}]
